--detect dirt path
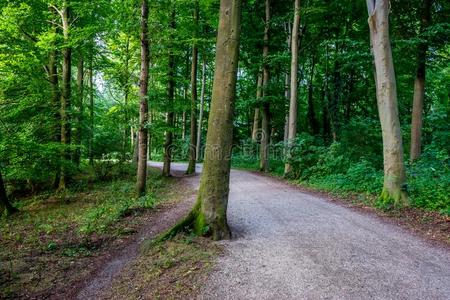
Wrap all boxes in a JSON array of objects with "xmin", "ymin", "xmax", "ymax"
[{"xmin": 75, "ymin": 164, "xmax": 198, "ymax": 300}]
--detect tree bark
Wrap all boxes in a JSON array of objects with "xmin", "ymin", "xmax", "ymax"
[
  {"xmin": 186, "ymin": 1, "xmax": 199, "ymax": 174},
  {"xmin": 410, "ymin": 0, "xmax": 432, "ymax": 162},
  {"xmin": 0, "ymin": 169, "xmax": 17, "ymax": 216},
  {"xmin": 163, "ymin": 10, "xmax": 176, "ymax": 177},
  {"xmin": 284, "ymin": 0, "xmax": 300, "ymax": 176},
  {"xmin": 251, "ymin": 73, "xmax": 263, "ymax": 142},
  {"xmin": 259, "ymin": 0, "xmax": 271, "ymax": 173},
  {"xmin": 59, "ymin": 0, "xmax": 72, "ymax": 191},
  {"xmin": 73, "ymin": 54, "xmax": 84, "ymax": 167},
  {"xmin": 196, "ymin": 54, "xmax": 207, "ymax": 161},
  {"xmin": 136, "ymin": 0, "xmax": 150, "ymax": 196},
  {"xmin": 367, "ymin": 0, "xmax": 408, "ymax": 205}
]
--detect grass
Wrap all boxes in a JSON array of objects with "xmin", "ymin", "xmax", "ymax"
[
  {"xmin": 104, "ymin": 234, "xmax": 222, "ymax": 299},
  {"xmin": 0, "ymin": 167, "xmax": 170, "ymax": 299}
]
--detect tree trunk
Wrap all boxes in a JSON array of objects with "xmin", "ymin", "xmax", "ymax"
[
  {"xmin": 169, "ymin": 0, "xmax": 241, "ymax": 241},
  {"xmin": 410, "ymin": 0, "xmax": 432, "ymax": 162},
  {"xmin": 196, "ymin": 54, "xmax": 207, "ymax": 161},
  {"xmin": 186, "ymin": 2, "xmax": 199, "ymax": 175},
  {"xmin": 73, "ymin": 54, "xmax": 84, "ymax": 167},
  {"xmin": 259, "ymin": 0, "xmax": 271, "ymax": 173},
  {"xmin": 182, "ymin": 110, "xmax": 186, "ymax": 141},
  {"xmin": 136, "ymin": 0, "xmax": 150, "ymax": 196},
  {"xmin": 0, "ymin": 170, "xmax": 17, "ymax": 216},
  {"xmin": 88, "ymin": 49, "xmax": 94, "ymax": 166},
  {"xmin": 367, "ymin": 0, "xmax": 408, "ymax": 205},
  {"xmin": 48, "ymin": 48, "xmax": 61, "ymax": 187},
  {"xmin": 307, "ymin": 54, "xmax": 319, "ymax": 134},
  {"xmin": 284, "ymin": 0, "xmax": 300, "ymax": 176},
  {"xmin": 122, "ymin": 37, "xmax": 131, "ymax": 161},
  {"xmin": 251, "ymin": 73, "xmax": 263, "ymax": 142},
  {"xmin": 283, "ymin": 21, "xmax": 292, "ymax": 150},
  {"xmin": 59, "ymin": 0, "xmax": 72, "ymax": 191},
  {"xmin": 163, "ymin": 10, "xmax": 176, "ymax": 177}
]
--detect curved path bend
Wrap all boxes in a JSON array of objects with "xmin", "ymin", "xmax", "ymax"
[{"xmin": 155, "ymin": 162, "xmax": 450, "ymax": 300}]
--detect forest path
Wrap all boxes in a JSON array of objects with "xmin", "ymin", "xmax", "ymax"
[{"xmin": 159, "ymin": 163, "xmax": 450, "ymax": 299}]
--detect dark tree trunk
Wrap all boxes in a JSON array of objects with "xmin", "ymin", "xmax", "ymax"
[
  {"xmin": 0, "ymin": 170, "xmax": 17, "ymax": 216},
  {"xmin": 259, "ymin": 0, "xmax": 271, "ymax": 173},
  {"xmin": 307, "ymin": 54, "xmax": 319, "ymax": 135},
  {"xmin": 136, "ymin": 0, "xmax": 150, "ymax": 196},
  {"xmin": 410, "ymin": 0, "xmax": 432, "ymax": 162}
]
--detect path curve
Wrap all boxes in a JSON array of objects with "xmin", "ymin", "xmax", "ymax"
[{"xmin": 162, "ymin": 163, "xmax": 450, "ymax": 299}]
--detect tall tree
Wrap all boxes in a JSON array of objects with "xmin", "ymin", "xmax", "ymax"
[
  {"xmin": 284, "ymin": 0, "xmax": 301, "ymax": 176},
  {"xmin": 58, "ymin": 0, "xmax": 72, "ymax": 191},
  {"xmin": 186, "ymin": 1, "xmax": 199, "ymax": 174},
  {"xmin": 136, "ymin": 0, "xmax": 150, "ymax": 196},
  {"xmin": 366, "ymin": 0, "xmax": 408, "ymax": 205},
  {"xmin": 88, "ymin": 48, "xmax": 94, "ymax": 166},
  {"xmin": 163, "ymin": 9, "xmax": 176, "ymax": 177},
  {"xmin": 169, "ymin": 0, "xmax": 241, "ymax": 240},
  {"xmin": 259, "ymin": 0, "xmax": 271, "ymax": 172},
  {"xmin": 251, "ymin": 73, "xmax": 262, "ymax": 142},
  {"xmin": 196, "ymin": 54, "xmax": 207, "ymax": 161},
  {"xmin": 73, "ymin": 54, "xmax": 84, "ymax": 167},
  {"xmin": 410, "ymin": 0, "xmax": 432, "ymax": 161}
]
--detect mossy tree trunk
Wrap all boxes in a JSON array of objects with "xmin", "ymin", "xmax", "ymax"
[
  {"xmin": 186, "ymin": 1, "xmax": 199, "ymax": 175},
  {"xmin": 163, "ymin": 9, "xmax": 176, "ymax": 177},
  {"xmin": 168, "ymin": 0, "xmax": 241, "ymax": 241},
  {"xmin": 367, "ymin": 0, "xmax": 408, "ymax": 205},
  {"xmin": 136, "ymin": 0, "xmax": 150, "ymax": 196}
]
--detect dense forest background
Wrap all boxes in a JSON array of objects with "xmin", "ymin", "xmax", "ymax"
[{"xmin": 0, "ymin": 0, "xmax": 449, "ymax": 215}]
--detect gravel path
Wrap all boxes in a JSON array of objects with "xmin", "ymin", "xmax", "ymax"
[
  {"xmin": 180, "ymin": 166, "xmax": 450, "ymax": 300},
  {"xmin": 78, "ymin": 162, "xmax": 450, "ymax": 299}
]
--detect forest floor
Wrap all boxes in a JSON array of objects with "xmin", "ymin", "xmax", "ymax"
[{"xmin": 0, "ymin": 166, "xmax": 219, "ymax": 299}]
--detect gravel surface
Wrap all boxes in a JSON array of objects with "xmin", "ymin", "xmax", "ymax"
[{"xmin": 193, "ymin": 168, "xmax": 450, "ymax": 300}]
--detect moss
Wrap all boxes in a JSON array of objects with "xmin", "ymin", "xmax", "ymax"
[{"xmin": 376, "ymin": 187, "xmax": 408, "ymax": 210}]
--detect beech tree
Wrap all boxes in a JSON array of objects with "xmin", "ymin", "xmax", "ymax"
[
  {"xmin": 259, "ymin": 0, "xmax": 271, "ymax": 172},
  {"xmin": 169, "ymin": 0, "xmax": 241, "ymax": 240},
  {"xmin": 136, "ymin": 0, "xmax": 150, "ymax": 196},
  {"xmin": 186, "ymin": 1, "xmax": 199, "ymax": 175},
  {"xmin": 284, "ymin": 0, "xmax": 301, "ymax": 176},
  {"xmin": 410, "ymin": 0, "xmax": 432, "ymax": 162},
  {"xmin": 366, "ymin": 0, "xmax": 408, "ymax": 205}
]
